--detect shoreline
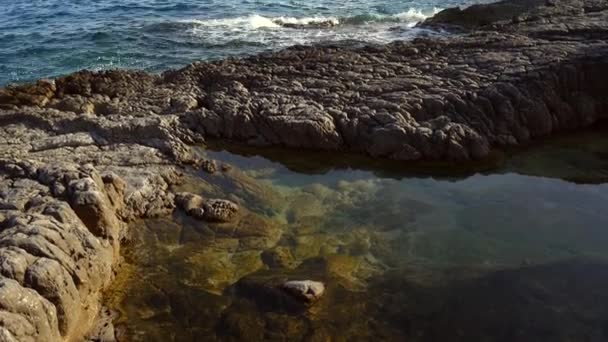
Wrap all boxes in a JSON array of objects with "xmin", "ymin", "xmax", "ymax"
[{"xmin": 0, "ymin": 0, "xmax": 606, "ymax": 340}]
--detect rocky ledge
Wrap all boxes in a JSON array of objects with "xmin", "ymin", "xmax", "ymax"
[{"xmin": 0, "ymin": 0, "xmax": 606, "ymax": 340}]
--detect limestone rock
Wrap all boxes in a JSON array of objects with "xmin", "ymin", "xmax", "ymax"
[
  {"xmin": 203, "ymin": 199, "xmax": 239, "ymax": 223},
  {"xmin": 281, "ymin": 280, "xmax": 326, "ymax": 303},
  {"xmin": 199, "ymin": 159, "xmax": 218, "ymax": 174},
  {"xmin": 175, "ymin": 192, "xmax": 206, "ymax": 219},
  {"xmin": 0, "ymin": 0, "xmax": 606, "ymax": 339}
]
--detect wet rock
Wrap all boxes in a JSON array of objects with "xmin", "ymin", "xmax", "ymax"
[
  {"xmin": 230, "ymin": 276, "xmax": 310, "ymax": 314},
  {"xmin": 203, "ymin": 199, "xmax": 239, "ymax": 223},
  {"xmin": 209, "ymin": 210, "xmax": 283, "ymax": 250},
  {"xmin": 262, "ymin": 247, "xmax": 298, "ymax": 269},
  {"xmin": 0, "ymin": 0, "xmax": 606, "ymax": 339},
  {"xmin": 281, "ymin": 280, "xmax": 325, "ymax": 303},
  {"xmin": 179, "ymin": 248, "xmax": 264, "ymax": 295},
  {"xmin": 275, "ymin": 20, "xmax": 338, "ymax": 30},
  {"xmin": 175, "ymin": 192, "xmax": 206, "ymax": 219},
  {"xmin": 199, "ymin": 159, "xmax": 218, "ymax": 174},
  {"xmin": 420, "ymin": 0, "xmax": 542, "ymax": 30}
]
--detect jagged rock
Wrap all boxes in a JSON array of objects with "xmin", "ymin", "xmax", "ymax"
[
  {"xmin": 421, "ymin": 0, "xmax": 546, "ymax": 30},
  {"xmin": 0, "ymin": 0, "xmax": 606, "ymax": 339},
  {"xmin": 203, "ymin": 199, "xmax": 239, "ymax": 223},
  {"xmin": 3, "ymin": 0, "xmax": 608, "ymax": 162},
  {"xmin": 199, "ymin": 159, "xmax": 218, "ymax": 174}
]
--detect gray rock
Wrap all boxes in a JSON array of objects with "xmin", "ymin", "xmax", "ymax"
[
  {"xmin": 0, "ymin": 0, "xmax": 605, "ymax": 339},
  {"xmin": 281, "ymin": 280, "xmax": 325, "ymax": 302}
]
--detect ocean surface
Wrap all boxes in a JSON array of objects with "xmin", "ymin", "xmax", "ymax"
[{"xmin": 0, "ymin": 0, "xmax": 492, "ymax": 86}]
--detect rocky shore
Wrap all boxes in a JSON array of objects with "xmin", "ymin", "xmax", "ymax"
[{"xmin": 0, "ymin": 0, "xmax": 606, "ymax": 340}]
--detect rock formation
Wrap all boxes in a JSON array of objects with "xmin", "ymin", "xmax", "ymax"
[
  {"xmin": 281, "ymin": 280, "xmax": 325, "ymax": 303},
  {"xmin": 0, "ymin": 0, "xmax": 606, "ymax": 340}
]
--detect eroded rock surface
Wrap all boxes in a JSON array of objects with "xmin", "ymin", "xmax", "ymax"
[
  {"xmin": 0, "ymin": 96, "xmax": 184, "ymax": 340},
  {"xmin": 0, "ymin": 0, "xmax": 606, "ymax": 340},
  {"xmin": 2, "ymin": 1, "xmax": 605, "ymax": 163}
]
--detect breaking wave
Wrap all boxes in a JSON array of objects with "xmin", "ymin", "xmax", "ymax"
[{"xmin": 178, "ymin": 7, "xmax": 441, "ymax": 30}]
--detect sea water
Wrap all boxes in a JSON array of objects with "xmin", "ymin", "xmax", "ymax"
[{"xmin": 0, "ymin": 0, "xmax": 493, "ymax": 86}]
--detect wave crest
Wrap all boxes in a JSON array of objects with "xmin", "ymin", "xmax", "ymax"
[{"xmin": 179, "ymin": 7, "xmax": 441, "ymax": 31}]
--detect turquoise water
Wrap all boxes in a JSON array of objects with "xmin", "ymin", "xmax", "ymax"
[
  {"xmin": 107, "ymin": 127, "xmax": 608, "ymax": 341},
  {"xmin": 0, "ymin": 0, "xmax": 492, "ymax": 86}
]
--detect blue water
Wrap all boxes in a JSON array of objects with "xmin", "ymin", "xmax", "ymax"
[{"xmin": 0, "ymin": 0, "xmax": 491, "ymax": 86}]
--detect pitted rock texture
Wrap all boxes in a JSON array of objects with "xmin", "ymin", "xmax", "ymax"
[
  {"xmin": 175, "ymin": 193, "xmax": 240, "ymax": 222},
  {"xmin": 0, "ymin": 162, "xmax": 118, "ymax": 341},
  {"xmin": 2, "ymin": 1, "xmax": 605, "ymax": 162},
  {"xmin": 0, "ymin": 0, "xmax": 606, "ymax": 340},
  {"xmin": 0, "ymin": 82, "xmax": 185, "ymax": 340}
]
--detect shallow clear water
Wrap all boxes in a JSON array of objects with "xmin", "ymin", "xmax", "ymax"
[
  {"xmin": 107, "ymin": 127, "xmax": 608, "ymax": 341},
  {"xmin": 0, "ymin": 0, "xmax": 494, "ymax": 86}
]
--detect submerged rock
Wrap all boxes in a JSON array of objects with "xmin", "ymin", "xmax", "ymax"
[
  {"xmin": 262, "ymin": 247, "xmax": 298, "ymax": 269},
  {"xmin": 199, "ymin": 159, "xmax": 218, "ymax": 174},
  {"xmin": 175, "ymin": 192, "xmax": 239, "ymax": 223},
  {"xmin": 175, "ymin": 192, "xmax": 206, "ymax": 219},
  {"xmin": 281, "ymin": 280, "xmax": 325, "ymax": 303},
  {"xmin": 203, "ymin": 199, "xmax": 239, "ymax": 222},
  {"xmin": 0, "ymin": 0, "xmax": 607, "ymax": 339}
]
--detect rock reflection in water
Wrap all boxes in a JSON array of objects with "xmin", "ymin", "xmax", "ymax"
[{"xmin": 107, "ymin": 129, "xmax": 608, "ymax": 341}]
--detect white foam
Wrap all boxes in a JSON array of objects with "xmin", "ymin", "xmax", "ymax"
[
  {"xmin": 179, "ymin": 7, "xmax": 443, "ymax": 52},
  {"xmin": 394, "ymin": 7, "xmax": 442, "ymax": 27},
  {"xmin": 273, "ymin": 16, "xmax": 340, "ymax": 26},
  {"xmin": 181, "ymin": 7, "xmax": 440, "ymax": 32},
  {"xmin": 182, "ymin": 14, "xmax": 280, "ymax": 29}
]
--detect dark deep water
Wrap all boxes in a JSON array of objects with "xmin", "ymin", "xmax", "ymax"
[{"xmin": 106, "ymin": 126, "xmax": 608, "ymax": 341}]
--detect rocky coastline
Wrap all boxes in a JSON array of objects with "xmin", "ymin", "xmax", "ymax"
[{"xmin": 0, "ymin": 0, "xmax": 606, "ymax": 340}]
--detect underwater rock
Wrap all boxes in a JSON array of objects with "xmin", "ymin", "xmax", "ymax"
[
  {"xmin": 175, "ymin": 192, "xmax": 206, "ymax": 219},
  {"xmin": 262, "ymin": 247, "xmax": 298, "ymax": 269},
  {"xmin": 175, "ymin": 193, "xmax": 239, "ymax": 223},
  {"xmin": 209, "ymin": 210, "xmax": 283, "ymax": 250},
  {"xmin": 203, "ymin": 199, "xmax": 239, "ymax": 222},
  {"xmin": 281, "ymin": 280, "xmax": 325, "ymax": 303},
  {"xmin": 199, "ymin": 159, "xmax": 218, "ymax": 174},
  {"xmin": 219, "ymin": 168, "xmax": 286, "ymax": 215},
  {"xmin": 0, "ymin": 0, "xmax": 607, "ymax": 339},
  {"xmin": 179, "ymin": 248, "xmax": 264, "ymax": 295}
]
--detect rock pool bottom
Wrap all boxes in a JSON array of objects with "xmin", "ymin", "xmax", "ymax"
[{"xmin": 106, "ymin": 127, "xmax": 608, "ymax": 341}]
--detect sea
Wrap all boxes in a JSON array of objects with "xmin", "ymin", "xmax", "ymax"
[{"xmin": 0, "ymin": 0, "xmax": 492, "ymax": 86}]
